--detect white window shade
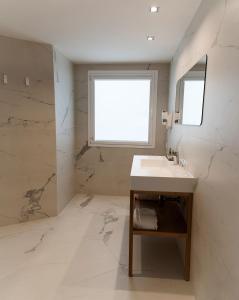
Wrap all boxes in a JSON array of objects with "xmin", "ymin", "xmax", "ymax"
[{"xmin": 88, "ymin": 71, "xmax": 158, "ymax": 148}]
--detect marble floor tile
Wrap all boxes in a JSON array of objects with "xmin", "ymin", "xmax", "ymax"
[{"xmin": 0, "ymin": 194, "xmax": 195, "ymax": 300}]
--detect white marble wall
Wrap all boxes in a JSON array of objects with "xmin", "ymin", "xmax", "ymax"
[
  {"xmin": 0, "ymin": 36, "xmax": 57, "ymax": 226},
  {"xmin": 74, "ymin": 63, "xmax": 169, "ymax": 195},
  {"xmin": 53, "ymin": 49, "xmax": 75, "ymax": 213},
  {"xmin": 167, "ymin": 0, "xmax": 239, "ymax": 299}
]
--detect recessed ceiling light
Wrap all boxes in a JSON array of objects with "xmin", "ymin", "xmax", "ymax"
[
  {"xmin": 150, "ymin": 6, "xmax": 159, "ymax": 13},
  {"xmin": 147, "ymin": 35, "xmax": 155, "ymax": 41}
]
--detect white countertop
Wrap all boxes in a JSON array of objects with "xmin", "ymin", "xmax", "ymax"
[
  {"xmin": 130, "ymin": 155, "xmax": 197, "ymax": 193},
  {"xmin": 131, "ymin": 155, "xmax": 195, "ymax": 178}
]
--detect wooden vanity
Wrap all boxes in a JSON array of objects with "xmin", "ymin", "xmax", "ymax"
[{"xmin": 129, "ymin": 155, "xmax": 196, "ymax": 281}]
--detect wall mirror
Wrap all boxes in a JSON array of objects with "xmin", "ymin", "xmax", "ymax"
[{"xmin": 175, "ymin": 55, "xmax": 208, "ymax": 126}]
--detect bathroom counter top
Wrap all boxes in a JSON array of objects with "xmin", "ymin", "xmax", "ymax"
[{"xmin": 130, "ymin": 155, "xmax": 197, "ymax": 193}]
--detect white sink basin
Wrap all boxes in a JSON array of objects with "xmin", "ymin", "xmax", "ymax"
[
  {"xmin": 140, "ymin": 158, "xmax": 169, "ymax": 168},
  {"xmin": 130, "ymin": 155, "xmax": 197, "ymax": 193}
]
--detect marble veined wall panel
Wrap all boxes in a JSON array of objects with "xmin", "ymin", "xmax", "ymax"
[
  {"xmin": 0, "ymin": 36, "xmax": 57, "ymax": 226},
  {"xmin": 74, "ymin": 63, "xmax": 170, "ymax": 195},
  {"xmin": 167, "ymin": 0, "xmax": 239, "ymax": 299},
  {"xmin": 53, "ymin": 49, "xmax": 75, "ymax": 213}
]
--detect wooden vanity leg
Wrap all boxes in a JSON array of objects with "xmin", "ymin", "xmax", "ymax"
[
  {"xmin": 128, "ymin": 190, "xmax": 134, "ymax": 277},
  {"xmin": 184, "ymin": 194, "xmax": 193, "ymax": 281}
]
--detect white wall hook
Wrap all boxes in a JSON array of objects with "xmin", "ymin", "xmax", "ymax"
[
  {"xmin": 25, "ymin": 77, "xmax": 30, "ymax": 87},
  {"xmin": 3, "ymin": 73, "xmax": 8, "ymax": 85}
]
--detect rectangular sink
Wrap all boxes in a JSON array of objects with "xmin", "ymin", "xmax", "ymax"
[{"xmin": 130, "ymin": 155, "xmax": 197, "ymax": 193}]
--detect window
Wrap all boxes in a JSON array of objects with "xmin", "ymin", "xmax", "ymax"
[{"xmin": 88, "ymin": 70, "xmax": 158, "ymax": 148}]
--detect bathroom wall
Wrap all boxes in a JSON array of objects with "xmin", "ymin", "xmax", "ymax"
[
  {"xmin": 0, "ymin": 36, "xmax": 57, "ymax": 226},
  {"xmin": 167, "ymin": 0, "xmax": 239, "ymax": 299},
  {"xmin": 53, "ymin": 49, "xmax": 75, "ymax": 212},
  {"xmin": 74, "ymin": 63, "xmax": 169, "ymax": 195}
]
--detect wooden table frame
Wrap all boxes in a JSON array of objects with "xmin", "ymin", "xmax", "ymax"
[{"xmin": 128, "ymin": 190, "xmax": 193, "ymax": 281}]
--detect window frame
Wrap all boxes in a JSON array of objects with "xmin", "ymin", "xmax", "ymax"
[{"xmin": 88, "ymin": 70, "xmax": 158, "ymax": 148}]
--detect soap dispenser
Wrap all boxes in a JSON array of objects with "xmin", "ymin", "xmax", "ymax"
[{"xmin": 162, "ymin": 110, "xmax": 172, "ymax": 128}]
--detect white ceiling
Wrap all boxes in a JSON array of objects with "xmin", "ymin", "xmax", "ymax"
[{"xmin": 0, "ymin": 0, "xmax": 201, "ymax": 63}]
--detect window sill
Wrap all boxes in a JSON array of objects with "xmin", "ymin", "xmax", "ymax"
[{"xmin": 88, "ymin": 141, "xmax": 155, "ymax": 149}]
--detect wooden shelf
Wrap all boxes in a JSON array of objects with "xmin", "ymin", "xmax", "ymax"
[
  {"xmin": 133, "ymin": 229, "xmax": 187, "ymax": 238},
  {"xmin": 133, "ymin": 201, "xmax": 187, "ymax": 238},
  {"xmin": 129, "ymin": 189, "xmax": 193, "ymax": 280}
]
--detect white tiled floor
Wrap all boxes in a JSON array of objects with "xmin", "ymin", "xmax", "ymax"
[{"xmin": 0, "ymin": 194, "xmax": 195, "ymax": 300}]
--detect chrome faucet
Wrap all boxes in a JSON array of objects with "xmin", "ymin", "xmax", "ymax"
[{"xmin": 166, "ymin": 148, "xmax": 179, "ymax": 164}]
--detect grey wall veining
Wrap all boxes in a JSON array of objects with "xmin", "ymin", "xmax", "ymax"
[
  {"xmin": 167, "ymin": 0, "xmax": 239, "ymax": 299},
  {"xmin": 0, "ymin": 36, "xmax": 57, "ymax": 226},
  {"xmin": 53, "ymin": 49, "xmax": 75, "ymax": 213},
  {"xmin": 74, "ymin": 63, "xmax": 169, "ymax": 195}
]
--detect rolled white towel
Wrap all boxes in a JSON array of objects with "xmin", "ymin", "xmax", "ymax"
[{"xmin": 133, "ymin": 207, "xmax": 157, "ymax": 230}]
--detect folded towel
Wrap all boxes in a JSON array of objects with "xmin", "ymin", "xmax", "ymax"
[{"xmin": 133, "ymin": 205, "xmax": 158, "ymax": 230}]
